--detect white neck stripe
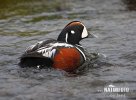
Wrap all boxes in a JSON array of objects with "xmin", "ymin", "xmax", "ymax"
[{"xmin": 65, "ymin": 33, "xmax": 68, "ymax": 42}]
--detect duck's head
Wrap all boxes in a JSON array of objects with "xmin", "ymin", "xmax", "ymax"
[{"xmin": 57, "ymin": 21, "xmax": 95, "ymax": 45}]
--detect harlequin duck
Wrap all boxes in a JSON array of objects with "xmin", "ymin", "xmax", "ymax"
[{"xmin": 19, "ymin": 21, "xmax": 95, "ymax": 72}]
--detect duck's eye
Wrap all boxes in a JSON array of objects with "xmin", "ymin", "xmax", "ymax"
[{"xmin": 71, "ymin": 30, "xmax": 75, "ymax": 34}]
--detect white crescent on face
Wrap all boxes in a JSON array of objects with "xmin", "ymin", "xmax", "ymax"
[{"xmin": 81, "ymin": 23, "xmax": 88, "ymax": 38}]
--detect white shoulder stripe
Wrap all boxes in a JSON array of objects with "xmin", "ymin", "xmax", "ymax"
[
  {"xmin": 51, "ymin": 49, "xmax": 56, "ymax": 58},
  {"xmin": 75, "ymin": 47, "xmax": 86, "ymax": 61}
]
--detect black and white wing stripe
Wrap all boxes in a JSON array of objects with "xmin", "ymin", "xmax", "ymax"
[
  {"xmin": 25, "ymin": 40, "xmax": 56, "ymax": 53},
  {"xmin": 36, "ymin": 47, "xmax": 56, "ymax": 58},
  {"xmin": 21, "ymin": 40, "xmax": 74, "ymax": 59},
  {"xmin": 36, "ymin": 42, "xmax": 74, "ymax": 58}
]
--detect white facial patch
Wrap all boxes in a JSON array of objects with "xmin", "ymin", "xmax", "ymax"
[
  {"xmin": 71, "ymin": 30, "xmax": 75, "ymax": 34},
  {"xmin": 81, "ymin": 23, "xmax": 88, "ymax": 38}
]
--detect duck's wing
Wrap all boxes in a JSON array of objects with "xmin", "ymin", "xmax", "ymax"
[
  {"xmin": 21, "ymin": 39, "xmax": 57, "ymax": 59},
  {"xmin": 19, "ymin": 40, "xmax": 58, "ymax": 67}
]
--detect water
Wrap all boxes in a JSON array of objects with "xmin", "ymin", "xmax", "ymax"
[{"xmin": 0, "ymin": 0, "xmax": 136, "ymax": 100}]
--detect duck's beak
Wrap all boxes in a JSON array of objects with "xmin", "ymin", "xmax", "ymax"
[{"xmin": 88, "ymin": 32, "xmax": 98, "ymax": 38}]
